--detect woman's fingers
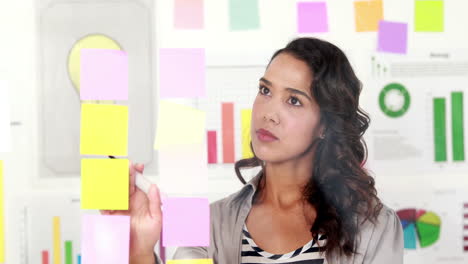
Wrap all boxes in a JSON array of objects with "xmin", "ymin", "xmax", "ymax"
[
  {"xmin": 147, "ymin": 184, "xmax": 162, "ymax": 220},
  {"xmin": 129, "ymin": 162, "xmax": 137, "ymax": 195},
  {"xmin": 135, "ymin": 163, "xmax": 145, "ymax": 174}
]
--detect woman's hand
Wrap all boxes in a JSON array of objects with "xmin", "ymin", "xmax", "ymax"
[{"xmin": 101, "ymin": 162, "xmax": 162, "ymax": 261}]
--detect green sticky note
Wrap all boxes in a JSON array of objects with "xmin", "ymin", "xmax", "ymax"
[
  {"xmin": 81, "ymin": 158, "xmax": 129, "ymax": 210},
  {"xmin": 415, "ymin": 0, "xmax": 444, "ymax": 32},
  {"xmin": 229, "ymin": 0, "xmax": 260, "ymax": 31}
]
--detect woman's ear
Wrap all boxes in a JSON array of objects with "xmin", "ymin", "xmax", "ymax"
[{"xmin": 318, "ymin": 124, "xmax": 325, "ymax": 137}]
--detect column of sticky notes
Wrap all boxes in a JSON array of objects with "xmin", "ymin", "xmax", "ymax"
[
  {"xmin": 79, "ymin": 48, "xmax": 130, "ymax": 264},
  {"xmin": 156, "ymin": 47, "xmax": 212, "ymax": 263}
]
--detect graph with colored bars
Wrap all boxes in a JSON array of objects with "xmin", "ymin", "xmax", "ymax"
[
  {"xmin": 464, "ymin": 203, "xmax": 468, "ymax": 252},
  {"xmin": 21, "ymin": 196, "xmax": 84, "ymax": 264},
  {"xmin": 433, "ymin": 91, "xmax": 465, "ymax": 162},
  {"xmin": 198, "ymin": 66, "xmax": 265, "ymax": 164},
  {"xmin": 371, "ymin": 56, "xmax": 390, "ymax": 78},
  {"xmin": 42, "ymin": 217, "xmax": 81, "ymax": 264}
]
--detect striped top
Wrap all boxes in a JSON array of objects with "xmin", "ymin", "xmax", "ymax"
[{"xmin": 241, "ymin": 224, "xmax": 327, "ymax": 264}]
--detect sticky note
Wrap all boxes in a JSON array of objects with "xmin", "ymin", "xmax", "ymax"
[
  {"xmin": 162, "ymin": 197, "xmax": 210, "ymax": 247},
  {"xmin": 354, "ymin": 0, "xmax": 383, "ymax": 32},
  {"xmin": 80, "ymin": 103, "xmax": 128, "ymax": 156},
  {"xmin": 415, "ymin": 0, "xmax": 444, "ymax": 32},
  {"xmin": 207, "ymin": 131, "xmax": 217, "ymax": 164},
  {"xmin": 241, "ymin": 109, "xmax": 253, "ymax": 159},
  {"xmin": 154, "ymin": 101, "xmax": 206, "ymax": 149},
  {"xmin": 297, "ymin": 2, "xmax": 328, "ymax": 33},
  {"xmin": 222, "ymin": 102, "xmax": 235, "ymax": 163},
  {"xmin": 0, "ymin": 161, "xmax": 4, "ymax": 263},
  {"xmin": 377, "ymin": 21, "xmax": 408, "ymax": 54},
  {"xmin": 81, "ymin": 214, "xmax": 130, "ymax": 264},
  {"xmin": 174, "ymin": 0, "xmax": 204, "ymax": 29},
  {"xmin": 159, "ymin": 143, "xmax": 208, "ymax": 194},
  {"xmin": 159, "ymin": 48, "xmax": 205, "ymax": 98},
  {"xmin": 229, "ymin": 0, "xmax": 260, "ymax": 31},
  {"xmin": 80, "ymin": 49, "xmax": 128, "ymax": 100},
  {"xmin": 81, "ymin": 159, "xmax": 129, "ymax": 210},
  {"xmin": 0, "ymin": 81, "xmax": 11, "ymax": 153},
  {"xmin": 167, "ymin": 259, "xmax": 214, "ymax": 264}
]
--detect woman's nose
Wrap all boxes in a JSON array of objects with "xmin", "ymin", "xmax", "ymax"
[{"xmin": 263, "ymin": 112, "xmax": 280, "ymax": 125}]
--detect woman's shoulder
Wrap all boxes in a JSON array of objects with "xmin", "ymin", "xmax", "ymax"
[
  {"xmin": 209, "ymin": 183, "xmax": 253, "ymax": 211},
  {"xmin": 357, "ymin": 202, "xmax": 402, "ymax": 236},
  {"xmin": 352, "ymin": 202, "xmax": 404, "ymax": 262}
]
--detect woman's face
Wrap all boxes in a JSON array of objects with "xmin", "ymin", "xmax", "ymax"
[{"xmin": 251, "ymin": 52, "xmax": 323, "ymax": 164}]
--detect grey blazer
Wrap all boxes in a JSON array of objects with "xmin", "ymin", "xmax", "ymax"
[{"xmin": 156, "ymin": 172, "xmax": 404, "ymax": 264}]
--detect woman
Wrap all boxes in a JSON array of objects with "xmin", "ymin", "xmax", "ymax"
[{"xmin": 102, "ymin": 37, "xmax": 404, "ymax": 264}]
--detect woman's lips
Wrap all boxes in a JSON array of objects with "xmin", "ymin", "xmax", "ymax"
[{"xmin": 256, "ymin": 128, "xmax": 278, "ymax": 142}]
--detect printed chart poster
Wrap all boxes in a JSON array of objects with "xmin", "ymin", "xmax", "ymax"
[
  {"xmin": 361, "ymin": 52, "xmax": 468, "ymax": 176},
  {"xmin": 380, "ymin": 187, "xmax": 468, "ymax": 263}
]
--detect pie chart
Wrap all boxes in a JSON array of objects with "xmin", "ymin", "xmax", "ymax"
[
  {"xmin": 396, "ymin": 208, "xmax": 441, "ymax": 249},
  {"xmin": 379, "ymin": 83, "xmax": 411, "ymax": 118}
]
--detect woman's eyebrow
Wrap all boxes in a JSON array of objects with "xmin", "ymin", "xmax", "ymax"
[
  {"xmin": 259, "ymin": 77, "xmax": 272, "ymax": 85},
  {"xmin": 260, "ymin": 77, "xmax": 312, "ymax": 101},
  {"xmin": 285, "ymin": 88, "xmax": 312, "ymax": 101}
]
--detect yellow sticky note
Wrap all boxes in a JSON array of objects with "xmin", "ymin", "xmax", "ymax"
[
  {"xmin": 53, "ymin": 216, "xmax": 61, "ymax": 264},
  {"xmin": 167, "ymin": 259, "xmax": 214, "ymax": 264},
  {"xmin": 154, "ymin": 101, "xmax": 206, "ymax": 150},
  {"xmin": 81, "ymin": 158, "xmax": 129, "ymax": 210},
  {"xmin": 415, "ymin": 0, "xmax": 444, "ymax": 32},
  {"xmin": 354, "ymin": 0, "xmax": 383, "ymax": 32},
  {"xmin": 0, "ymin": 161, "xmax": 4, "ymax": 263},
  {"xmin": 241, "ymin": 109, "xmax": 253, "ymax": 159},
  {"xmin": 80, "ymin": 104, "xmax": 128, "ymax": 156}
]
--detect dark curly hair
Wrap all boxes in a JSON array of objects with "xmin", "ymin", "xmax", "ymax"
[{"xmin": 235, "ymin": 37, "xmax": 382, "ymax": 257}]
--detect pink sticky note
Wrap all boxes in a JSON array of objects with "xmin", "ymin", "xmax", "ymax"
[
  {"xmin": 162, "ymin": 197, "xmax": 210, "ymax": 247},
  {"xmin": 80, "ymin": 49, "xmax": 128, "ymax": 100},
  {"xmin": 377, "ymin": 21, "xmax": 408, "ymax": 54},
  {"xmin": 174, "ymin": 0, "xmax": 204, "ymax": 29},
  {"xmin": 159, "ymin": 48, "xmax": 206, "ymax": 98},
  {"xmin": 81, "ymin": 214, "xmax": 130, "ymax": 264},
  {"xmin": 297, "ymin": 2, "xmax": 329, "ymax": 33}
]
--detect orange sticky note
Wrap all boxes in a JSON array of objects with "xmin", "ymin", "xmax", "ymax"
[{"xmin": 354, "ymin": 0, "xmax": 383, "ymax": 32}]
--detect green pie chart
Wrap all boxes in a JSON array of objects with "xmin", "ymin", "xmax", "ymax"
[{"xmin": 379, "ymin": 83, "xmax": 411, "ymax": 118}]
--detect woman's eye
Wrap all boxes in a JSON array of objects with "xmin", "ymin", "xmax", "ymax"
[
  {"xmin": 288, "ymin": 96, "xmax": 302, "ymax": 106},
  {"xmin": 259, "ymin": 85, "xmax": 270, "ymax": 95}
]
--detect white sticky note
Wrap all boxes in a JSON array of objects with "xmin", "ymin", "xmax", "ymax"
[{"xmin": 158, "ymin": 143, "xmax": 208, "ymax": 195}]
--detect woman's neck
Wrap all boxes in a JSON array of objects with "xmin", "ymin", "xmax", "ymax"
[{"xmin": 256, "ymin": 159, "xmax": 313, "ymax": 210}]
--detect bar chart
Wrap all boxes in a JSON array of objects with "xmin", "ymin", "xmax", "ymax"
[
  {"xmin": 40, "ymin": 217, "xmax": 80, "ymax": 264},
  {"xmin": 433, "ymin": 91, "xmax": 465, "ymax": 162},
  {"xmin": 21, "ymin": 195, "xmax": 93, "ymax": 264},
  {"xmin": 199, "ymin": 65, "xmax": 264, "ymax": 165},
  {"xmin": 464, "ymin": 203, "xmax": 468, "ymax": 252}
]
